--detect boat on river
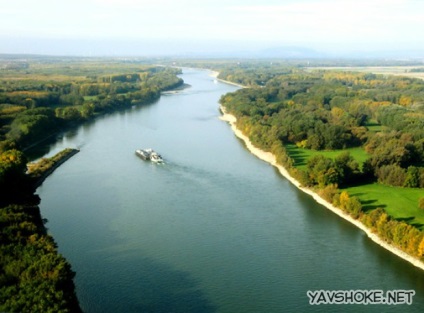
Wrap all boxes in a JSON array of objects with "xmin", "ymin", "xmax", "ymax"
[{"xmin": 135, "ymin": 148, "xmax": 164, "ymax": 163}]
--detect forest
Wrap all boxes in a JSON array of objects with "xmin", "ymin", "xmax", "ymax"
[
  {"xmin": 219, "ymin": 63, "xmax": 424, "ymax": 261},
  {"xmin": 0, "ymin": 61, "xmax": 183, "ymax": 150},
  {"xmin": 0, "ymin": 57, "xmax": 183, "ymax": 312},
  {"xmin": 2, "ymin": 55, "xmax": 424, "ymax": 309}
]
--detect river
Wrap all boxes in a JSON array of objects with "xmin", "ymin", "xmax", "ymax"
[{"xmin": 35, "ymin": 68, "xmax": 424, "ymax": 312}]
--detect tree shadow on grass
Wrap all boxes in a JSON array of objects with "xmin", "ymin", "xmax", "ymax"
[
  {"xmin": 286, "ymin": 149, "xmax": 308, "ymax": 167},
  {"xmin": 411, "ymin": 222, "xmax": 424, "ymax": 229},
  {"xmin": 396, "ymin": 216, "xmax": 415, "ymax": 223},
  {"xmin": 395, "ymin": 217, "xmax": 424, "ymax": 229},
  {"xmin": 360, "ymin": 199, "xmax": 387, "ymax": 213},
  {"xmin": 348, "ymin": 192, "xmax": 365, "ymax": 197}
]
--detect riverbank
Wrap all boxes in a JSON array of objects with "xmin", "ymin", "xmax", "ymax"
[
  {"xmin": 0, "ymin": 147, "xmax": 82, "ymax": 312},
  {"xmin": 28, "ymin": 148, "xmax": 80, "ymax": 188},
  {"xmin": 161, "ymin": 83, "xmax": 192, "ymax": 94},
  {"xmin": 219, "ymin": 105, "xmax": 424, "ymax": 271},
  {"xmin": 210, "ymin": 71, "xmax": 247, "ymax": 88}
]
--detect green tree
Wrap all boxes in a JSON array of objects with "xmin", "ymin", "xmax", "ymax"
[
  {"xmin": 335, "ymin": 151, "xmax": 360, "ymax": 185},
  {"xmin": 0, "ymin": 149, "xmax": 31, "ymax": 205},
  {"xmin": 404, "ymin": 166, "xmax": 420, "ymax": 188},
  {"xmin": 419, "ymin": 197, "xmax": 424, "ymax": 210},
  {"xmin": 307, "ymin": 155, "xmax": 340, "ymax": 187}
]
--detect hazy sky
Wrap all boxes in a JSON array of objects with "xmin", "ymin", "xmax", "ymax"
[{"xmin": 1, "ymin": 0, "xmax": 424, "ymax": 56}]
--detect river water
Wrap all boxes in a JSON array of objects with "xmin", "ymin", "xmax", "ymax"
[{"xmin": 36, "ymin": 69, "xmax": 424, "ymax": 312}]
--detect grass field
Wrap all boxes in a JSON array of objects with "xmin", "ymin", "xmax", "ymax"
[
  {"xmin": 285, "ymin": 144, "xmax": 369, "ymax": 170},
  {"xmin": 345, "ymin": 183, "xmax": 424, "ymax": 229},
  {"xmin": 83, "ymin": 96, "xmax": 98, "ymax": 101},
  {"xmin": 307, "ymin": 66, "xmax": 424, "ymax": 80},
  {"xmin": 285, "ymin": 143, "xmax": 424, "ymax": 229},
  {"xmin": 365, "ymin": 120, "xmax": 385, "ymax": 133}
]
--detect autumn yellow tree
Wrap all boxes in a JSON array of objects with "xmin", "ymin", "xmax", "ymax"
[{"xmin": 417, "ymin": 236, "xmax": 424, "ymax": 258}]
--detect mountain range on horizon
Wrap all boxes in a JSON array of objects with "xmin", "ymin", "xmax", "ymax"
[{"xmin": 1, "ymin": 36, "xmax": 424, "ymax": 60}]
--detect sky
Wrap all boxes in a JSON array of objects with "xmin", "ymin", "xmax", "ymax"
[{"xmin": 1, "ymin": 0, "xmax": 424, "ymax": 57}]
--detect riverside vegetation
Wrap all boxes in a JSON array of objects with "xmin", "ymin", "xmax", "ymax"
[
  {"xmin": 2, "ymin": 55, "xmax": 424, "ymax": 309},
  {"xmin": 0, "ymin": 56, "xmax": 183, "ymax": 312},
  {"xmin": 218, "ymin": 63, "xmax": 424, "ymax": 263},
  {"xmin": 27, "ymin": 148, "xmax": 80, "ymax": 188}
]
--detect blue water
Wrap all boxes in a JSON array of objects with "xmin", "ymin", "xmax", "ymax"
[{"xmin": 36, "ymin": 69, "xmax": 424, "ymax": 312}]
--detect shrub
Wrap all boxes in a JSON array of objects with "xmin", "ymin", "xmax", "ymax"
[{"xmin": 419, "ymin": 197, "xmax": 424, "ymax": 210}]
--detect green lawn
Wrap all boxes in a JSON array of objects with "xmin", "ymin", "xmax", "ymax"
[
  {"xmin": 83, "ymin": 96, "xmax": 98, "ymax": 101},
  {"xmin": 285, "ymin": 144, "xmax": 424, "ymax": 230},
  {"xmin": 365, "ymin": 120, "xmax": 386, "ymax": 133},
  {"xmin": 285, "ymin": 144, "xmax": 369, "ymax": 170},
  {"xmin": 345, "ymin": 183, "xmax": 424, "ymax": 229},
  {"xmin": 366, "ymin": 124, "xmax": 383, "ymax": 133}
]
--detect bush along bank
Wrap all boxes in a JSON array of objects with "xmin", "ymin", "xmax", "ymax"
[{"xmin": 218, "ymin": 67, "xmax": 424, "ymax": 268}]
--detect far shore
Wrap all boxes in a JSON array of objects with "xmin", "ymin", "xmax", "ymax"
[
  {"xmin": 210, "ymin": 71, "xmax": 247, "ymax": 88},
  {"xmin": 219, "ymin": 105, "xmax": 424, "ymax": 271},
  {"xmin": 161, "ymin": 83, "xmax": 192, "ymax": 94}
]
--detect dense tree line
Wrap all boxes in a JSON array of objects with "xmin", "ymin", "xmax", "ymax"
[
  {"xmin": 220, "ymin": 65, "xmax": 424, "ymax": 261},
  {"xmin": 318, "ymin": 186, "xmax": 424, "ymax": 258},
  {"xmin": 0, "ymin": 60, "xmax": 184, "ymax": 311},
  {"xmin": 220, "ymin": 68, "xmax": 424, "ymax": 187},
  {"xmin": 0, "ymin": 66, "xmax": 183, "ymax": 151},
  {"xmin": 0, "ymin": 149, "xmax": 81, "ymax": 312},
  {"xmin": 218, "ymin": 65, "xmax": 293, "ymax": 87}
]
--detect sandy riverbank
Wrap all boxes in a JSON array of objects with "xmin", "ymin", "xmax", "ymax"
[
  {"xmin": 219, "ymin": 105, "xmax": 424, "ymax": 271},
  {"xmin": 210, "ymin": 71, "xmax": 247, "ymax": 88}
]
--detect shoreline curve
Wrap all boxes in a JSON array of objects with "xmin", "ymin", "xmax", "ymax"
[{"xmin": 219, "ymin": 105, "xmax": 424, "ymax": 272}]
